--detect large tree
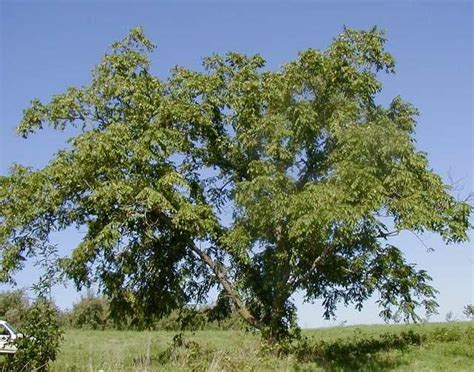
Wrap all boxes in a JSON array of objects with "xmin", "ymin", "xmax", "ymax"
[{"xmin": 0, "ymin": 27, "xmax": 470, "ymax": 343}]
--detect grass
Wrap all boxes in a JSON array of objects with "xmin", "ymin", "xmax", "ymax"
[{"xmin": 2, "ymin": 321, "xmax": 473, "ymax": 371}]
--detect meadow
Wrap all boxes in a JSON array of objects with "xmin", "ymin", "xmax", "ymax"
[{"xmin": 37, "ymin": 321, "xmax": 474, "ymax": 371}]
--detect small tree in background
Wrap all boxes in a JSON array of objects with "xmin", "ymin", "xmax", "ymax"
[
  {"xmin": 445, "ymin": 310, "xmax": 456, "ymax": 322},
  {"xmin": 463, "ymin": 304, "xmax": 474, "ymax": 320},
  {"xmin": 0, "ymin": 289, "xmax": 29, "ymax": 328},
  {"xmin": 69, "ymin": 295, "xmax": 109, "ymax": 330}
]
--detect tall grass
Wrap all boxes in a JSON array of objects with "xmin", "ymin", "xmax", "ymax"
[{"xmin": 2, "ymin": 321, "xmax": 473, "ymax": 371}]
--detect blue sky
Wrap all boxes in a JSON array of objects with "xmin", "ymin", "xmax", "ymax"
[{"xmin": 0, "ymin": 1, "xmax": 472, "ymax": 327}]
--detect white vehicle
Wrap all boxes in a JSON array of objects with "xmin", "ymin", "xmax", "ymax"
[{"xmin": 0, "ymin": 320, "xmax": 21, "ymax": 354}]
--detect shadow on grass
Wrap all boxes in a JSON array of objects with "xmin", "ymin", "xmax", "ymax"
[{"xmin": 293, "ymin": 330, "xmax": 425, "ymax": 371}]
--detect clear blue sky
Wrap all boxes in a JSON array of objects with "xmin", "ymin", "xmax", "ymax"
[{"xmin": 0, "ymin": 0, "xmax": 472, "ymax": 327}]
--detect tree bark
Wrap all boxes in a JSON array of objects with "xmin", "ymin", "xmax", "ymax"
[{"xmin": 266, "ymin": 224, "xmax": 294, "ymax": 344}]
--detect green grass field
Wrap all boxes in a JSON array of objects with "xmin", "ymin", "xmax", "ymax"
[{"xmin": 2, "ymin": 322, "xmax": 473, "ymax": 371}]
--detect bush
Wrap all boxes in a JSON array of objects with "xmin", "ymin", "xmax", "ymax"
[
  {"xmin": 69, "ymin": 296, "xmax": 110, "ymax": 330},
  {"xmin": 157, "ymin": 333, "xmax": 215, "ymax": 370},
  {"xmin": 0, "ymin": 289, "xmax": 29, "ymax": 328},
  {"xmin": 63, "ymin": 293, "xmax": 245, "ymax": 331},
  {"xmin": 5, "ymin": 298, "xmax": 63, "ymax": 371},
  {"xmin": 153, "ymin": 307, "xmax": 245, "ymax": 331}
]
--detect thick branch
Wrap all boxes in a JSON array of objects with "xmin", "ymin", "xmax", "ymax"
[
  {"xmin": 147, "ymin": 210, "xmax": 260, "ymax": 329},
  {"xmin": 188, "ymin": 242, "xmax": 262, "ymax": 330}
]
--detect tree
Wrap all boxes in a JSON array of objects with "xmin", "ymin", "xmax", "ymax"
[
  {"xmin": 0, "ymin": 27, "xmax": 471, "ymax": 344},
  {"xmin": 69, "ymin": 295, "xmax": 110, "ymax": 330},
  {"xmin": 0, "ymin": 289, "xmax": 29, "ymax": 328},
  {"xmin": 463, "ymin": 304, "xmax": 474, "ymax": 320}
]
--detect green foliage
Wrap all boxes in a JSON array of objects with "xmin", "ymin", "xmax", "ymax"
[
  {"xmin": 157, "ymin": 333, "xmax": 215, "ymax": 369},
  {"xmin": 5, "ymin": 298, "xmax": 63, "ymax": 371},
  {"xmin": 0, "ymin": 26, "xmax": 471, "ymax": 344},
  {"xmin": 66, "ymin": 294, "xmax": 244, "ymax": 331},
  {"xmin": 69, "ymin": 295, "xmax": 110, "ymax": 330},
  {"xmin": 153, "ymin": 307, "xmax": 244, "ymax": 332},
  {"xmin": 0, "ymin": 289, "xmax": 29, "ymax": 328},
  {"xmin": 63, "ymin": 294, "xmax": 243, "ymax": 331}
]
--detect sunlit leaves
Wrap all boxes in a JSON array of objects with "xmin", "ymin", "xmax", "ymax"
[{"xmin": 1, "ymin": 27, "xmax": 471, "ymax": 340}]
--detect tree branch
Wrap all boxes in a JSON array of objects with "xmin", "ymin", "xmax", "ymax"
[
  {"xmin": 187, "ymin": 241, "xmax": 262, "ymax": 330},
  {"xmin": 288, "ymin": 242, "xmax": 335, "ymax": 290}
]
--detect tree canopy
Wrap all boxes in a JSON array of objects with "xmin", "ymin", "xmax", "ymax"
[{"xmin": 1, "ymin": 27, "xmax": 471, "ymax": 343}]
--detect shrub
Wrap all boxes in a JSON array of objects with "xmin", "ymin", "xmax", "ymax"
[
  {"xmin": 5, "ymin": 297, "xmax": 63, "ymax": 371},
  {"xmin": 0, "ymin": 289, "xmax": 29, "ymax": 328},
  {"xmin": 153, "ymin": 307, "xmax": 245, "ymax": 331},
  {"xmin": 69, "ymin": 296, "xmax": 110, "ymax": 330},
  {"xmin": 157, "ymin": 333, "xmax": 215, "ymax": 370}
]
